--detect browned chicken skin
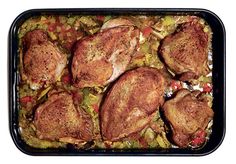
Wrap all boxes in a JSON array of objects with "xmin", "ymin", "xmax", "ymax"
[
  {"xmin": 101, "ymin": 18, "xmax": 134, "ymax": 30},
  {"xmin": 23, "ymin": 30, "xmax": 67, "ymax": 90},
  {"xmin": 72, "ymin": 26, "xmax": 140, "ymax": 88},
  {"xmin": 162, "ymin": 89, "xmax": 214, "ymax": 147},
  {"xmin": 159, "ymin": 21, "xmax": 209, "ymax": 81},
  {"xmin": 34, "ymin": 91, "xmax": 93, "ymax": 142},
  {"xmin": 100, "ymin": 67, "xmax": 165, "ymax": 141}
]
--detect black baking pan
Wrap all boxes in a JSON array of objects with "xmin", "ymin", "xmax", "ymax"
[{"xmin": 8, "ymin": 8, "xmax": 226, "ymax": 156}]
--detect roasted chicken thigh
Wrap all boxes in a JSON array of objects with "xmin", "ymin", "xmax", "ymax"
[
  {"xmin": 162, "ymin": 89, "xmax": 214, "ymax": 147},
  {"xmin": 159, "ymin": 22, "xmax": 209, "ymax": 81},
  {"xmin": 34, "ymin": 91, "xmax": 93, "ymax": 142},
  {"xmin": 23, "ymin": 30, "xmax": 67, "ymax": 90}
]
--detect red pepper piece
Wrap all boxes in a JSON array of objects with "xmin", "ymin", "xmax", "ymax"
[
  {"xmin": 191, "ymin": 130, "xmax": 206, "ymax": 147},
  {"xmin": 20, "ymin": 96, "xmax": 33, "ymax": 103},
  {"xmin": 142, "ymin": 26, "xmax": 153, "ymax": 37},
  {"xmin": 203, "ymin": 83, "xmax": 212, "ymax": 93},
  {"xmin": 170, "ymin": 81, "xmax": 182, "ymax": 90},
  {"xmin": 92, "ymin": 104, "xmax": 99, "ymax": 113},
  {"xmin": 48, "ymin": 23, "xmax": 57, "ymax": 32},
  {"xmin": 96, "ymin": 15, "xmax": 105, "ymax": 22},
  {"xmin": 62, "ymin": 74, "xmax": 72, "ymax": 84}
]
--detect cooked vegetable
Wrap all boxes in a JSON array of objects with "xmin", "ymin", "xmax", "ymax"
[
  {"xmin": 190, "ymin": 130, "xmax": 206, "ymax": 147},
  {"xmin": 170, "ymin": 80, "xmax": 182, "ymax": 91},
  {"xmin": 202, "ymin": 83, "xmax": 212, "ymax": 93},
  {"xmin": 20, "ymin": 96, "xmax": 33, "ymax": 104},
  {"xmin": 142, "ymin": 26, "xmax": 153, "ymax": 37},
  {"xmin": 156, "ymin": 132, "xmax": 171, "ymax": 148}
]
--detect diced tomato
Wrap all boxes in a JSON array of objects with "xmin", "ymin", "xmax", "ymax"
[
  {"xmin": 48, "ymin": 23, "xmax": 56, "ymax": 32},
  {"xmin": 138, "ymin": 137, "xmax": 148, "ymax": 148},
  {"xmin": 195, "ymin": 130, "xmax": 206, "ymax": 139},
  {"xmin": 92, "ymin": 104, "xmax": 99, "ymax": 113},
  {"xmin": 142, "ymin": 26, "xmax": 153, "ymax": 37},
  {"xmin": 62, "ymin": 74, "xmax": 72, "ymax": 84},
  {"xmin": 191, "ymin": 130, "xmax": 206, "ymax": 147},
  {"xmin": 191, "ymin": 137, "xmax": 205, "ymax": 147},
  {"xmin": 170, "ymin": 81, "xmax": 182, "ymax": 90},
  {"xmin": 20, "ymin": 96, "xmax": 33, "ymax": 103},
  {"xmin": 203, "ymin": 83, "xmax": 212, "ymax": 93},
  {"xmin": 96, "ymin": 15, "xmax": 105, "ymax": 22}
]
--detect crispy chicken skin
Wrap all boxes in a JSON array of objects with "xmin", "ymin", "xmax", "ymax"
[
  {"xmin": 23, "ymin": 30, "xmax": 67, "ymax": 90},
  {"xmin": 162, "ymin": 89, "xmax": 214, "ymax": 147},
  {"xmin": 101, "ymin": 18, "xmax": 134, "ymax": 30},
  {"xmin": 159, "ymin": 21, "xmax": 209, "ymax": 81},
  {"xmin": 72, "ymin": 26, "xmax": 140, "ymax": 88},
  {"xmin": 100, "ymin": 67, "xmax": 165, "ymax": 141},
  {"xmin": 22, "ymin": 29, "xmax": 48, "ymax": 50},
  {"xmin": 34, "ymin": 91, "xmax": 93, "ymax": 142}
]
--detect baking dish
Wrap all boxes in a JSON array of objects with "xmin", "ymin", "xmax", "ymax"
[{"xmin": 8, "ymin": 8, "xmax": 226, "ymax": 156}]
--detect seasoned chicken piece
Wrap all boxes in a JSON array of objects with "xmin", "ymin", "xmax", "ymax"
[
  {"xmin": 72, "ymin": 26, "xmax": 139, "ymax": 88},
  {"xmin": 162, "ymin": 89, "xmax": 214, "ymax": 147},
  {"xmin": 34, "ymin": 91, "xmax": 93, "ymax": 142},
  {"xmin": 23, "ymin": 30, "xmax": 67, "ymax": 90},
  {"xmin": 101, "ymin": 18, "xmax": 134, "ymax": 30},
  {"xmin": 22, "ymin": 29, "xmax": 48, "ymax": 50},
  {"xmin": 159, "ymin": 21, "xmax": 210, "ymax": 81},
  {"xmin": 100, "ymin": 67, "xmax": 165, "ymax": 141}
]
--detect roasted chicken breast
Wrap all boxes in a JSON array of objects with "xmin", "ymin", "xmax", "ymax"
[
  {"xmin": 162, "ymin": 89, "xmax": 214, "ymax": 147},
  {"xmin": 159, "ymin": 21, "xmax": 210, "ymax": 81},
  {"xmin": 100, "ymin": 67, "xmax": 165, "ymax": 141},
  {"xmin": 23, "ymin": 30, "xmax": 67, "ymax": 90},
  {"xmin": 72, "ymin": 26, "xmax": 140, "ymax": 88},
  {"xmin": 34, "ymin": 91, "xmax": 93, "ymax": 142}
]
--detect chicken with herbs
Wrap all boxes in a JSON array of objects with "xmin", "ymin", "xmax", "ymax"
[
  {"xmin": 34, "ymin": 91, "xmax": 94, "ymax": 142},
  {"xmin": 100, "ymin": 67, "xmax": 165, "ymax": 141},
  {"xmin": 162, "ymin": 89, "xmax": 214, "ymax": 147},
  {"xmin": 72, "ymin": 21, "xmax": 139, "ymax": 88},
  {"xmin": 159, "ymin": 21, "xmax": 210, "ymax": 81},
  {"xmin": 22, "ymin": 29, "xmax": 67, "ymax": 90}
]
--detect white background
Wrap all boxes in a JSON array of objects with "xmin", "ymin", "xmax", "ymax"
[{"xmin": 0, "ymin": 0, "xmax": 233, "ymax": 163}]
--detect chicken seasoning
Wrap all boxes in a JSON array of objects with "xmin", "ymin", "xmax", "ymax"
[{"xmin": 17, "ymin": 15, "xmax": 213, "ymax": 149}]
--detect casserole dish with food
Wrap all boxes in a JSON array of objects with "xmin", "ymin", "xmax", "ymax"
[{"xmin": 8, "ymin": 8, "xmax": 225, "ymax": 156}]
